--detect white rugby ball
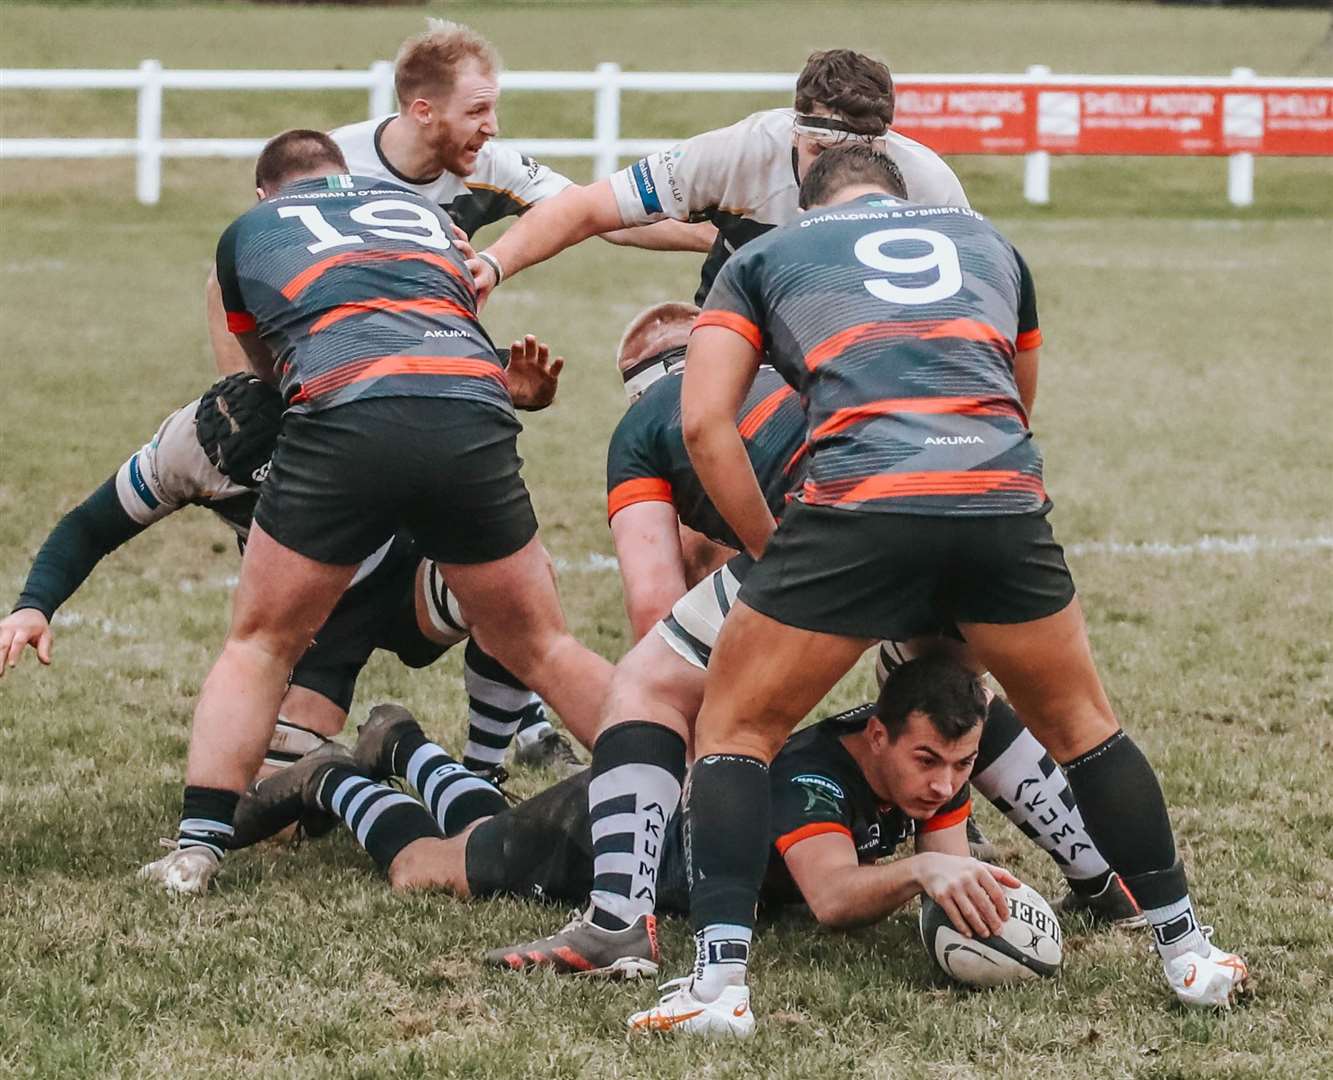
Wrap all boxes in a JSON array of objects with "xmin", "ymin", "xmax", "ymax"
[{"xmin": 919, "ymin": 880, "xmax": 1063, "ymax": 987}]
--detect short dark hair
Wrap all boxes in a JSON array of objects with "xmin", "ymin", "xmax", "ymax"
[
  {"xmin": 254, "ymin": 129, "xmax": 347, "ymax": 192},
  {"xmin": 795, "ymin": 49, "xmax": 895, "ymax": 130},
  {"xmin": 798, "ymin": 144, "xmax": 907, "ymax": 209},
  {"xmin": 875, "ymin": 655, "xmax": 988, "ymax": 743}
]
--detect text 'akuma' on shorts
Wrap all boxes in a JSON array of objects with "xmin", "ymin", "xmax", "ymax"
[
  {"xmin": 739, "ymin": 501, "xmax": 1077, "ymax": 642},
  {"xmin": 254, "ymin": 397, "xmax": 538, "ymax": 567}
]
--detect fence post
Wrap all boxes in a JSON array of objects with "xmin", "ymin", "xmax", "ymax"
[
  {"xmin": 369, "ymin": 60, "xmax": 395, "ymax": 119},
  {"xmin": 1024, "ymin": 64, "xmax": 1050, "ymax": 205},
  {"xmin": 1227, "ymin": 67, "xmax": 1255, "ymax": 208},
  {"xmin": 136, "ymin": 58, "xmax": 163, "ymax": 206},
  {"xmin": 594, "ymin": 61, "xmax": 622, "ymax": 178}
]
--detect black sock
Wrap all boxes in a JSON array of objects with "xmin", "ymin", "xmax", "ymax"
[
  {"xmin": 460, "ymin": 639, "xmax": 545, "ymax": 772},
  {"xmin": 178, "ymin": 786, "xmax": 239, "ymax": 858},
  {"xmin": 973, "ymin": 697, "xmax": 1113, "ymax": 887},
  {"xmin": 315, "ymin": 765, "xmax": 443, "ymax": 875},
  {"xmin": 587, "ymin": 721, "xmax": 687, "ymax": 931}
]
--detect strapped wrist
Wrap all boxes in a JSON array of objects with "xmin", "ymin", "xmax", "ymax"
[{"xmin": 476, "ymin": 251, "xmax": 505, "ymax": 286}]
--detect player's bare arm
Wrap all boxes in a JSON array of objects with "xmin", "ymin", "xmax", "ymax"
[
  {"xmin": 207, "ymin": 266, "xmax": 251, "ymax": 376},
  {"xmin": 232, "ymin": 329, "xmax": 278, "ymax": 384},
  {"xmin": 601, "ymin": 219, "xmax": 718, "ymax": 252},
  {"xmin": 680, "ymin": 325, "xmax": 774, "ymax": 558},
  {"xmin": 610, "ymin": 501, "xmax": 688, "ymax": 640},
  {"xmin": 1014, "ymin": 346, "xmax": 1039, "ymax": 419}
]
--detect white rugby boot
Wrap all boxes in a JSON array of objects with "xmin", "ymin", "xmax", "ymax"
[
  {"xmin": 138, "ymin": 840, "xmax": 221, "ymax": 896},
  {"xmin": 627, "ymin": 977, "xmax": 755, "ymax": 1038},
  {"xmin": 1163, "ymin": 935, "xmax": 1250, "ymax": 1008}
]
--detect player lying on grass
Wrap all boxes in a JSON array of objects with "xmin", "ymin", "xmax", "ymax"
[
  {"xmin": 207, "ymin": 19, "xmax": 714, "ymax": 375},
  {"xmin": 1, "ymin": 364, "xmax": 582, "ymax": 781},
  {"xmin": 468, "ymin": 48, "xmax": 967, "ymax": 307},
  {"xmin": 650, "ymin": 145, "xmax": 1247, "ymax": 1034},
  {"xmin": 488, "ymin": 299, "xmax": 1140, "ymax": 976},
  {"xmin": 228, "ymin": 657, "xmax": 1026, "ymax": 971}
]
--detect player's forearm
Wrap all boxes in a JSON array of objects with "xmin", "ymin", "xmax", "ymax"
[
  {"xmin": 485, "ymin": 180, "xmax": 625, "ymax": 279},
  {"xmin": 207, "ymin": 266, "xmax": 250, "ymax": 376},
  {"xmin": 14, "ymin": 477, "xmax": 145, "ymax": 618},
  {"xmin": 803, "ymin": 858, "xmax": 924, "ymax": 929},
  {"xmin": 684, "ymin": 424, "xmax": 775, "ymax": 559},
  {"xmin": 600, "ymin": 219, "xmax": 718, "ymax": 253}
]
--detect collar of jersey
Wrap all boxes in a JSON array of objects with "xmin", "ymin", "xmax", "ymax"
[{"xmin": 373, "ymin": 115, "xmax": 449, "ymax": 187}]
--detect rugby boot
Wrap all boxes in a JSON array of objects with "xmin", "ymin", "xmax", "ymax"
[
  {"xmin": 966, "ymin": 817, "xmax": 1001, "ymax": 862},
  {"xmin": 353, "ymin": 703, "xmax": 425, "ymax": 781},
  {"xmin": 138, "ymin": 839, "xmax": 221, "ymax": 896},
  {"xmin": 230, "ymin": 741, "xmax": 356, "ymax": 848},
  {"xmin": 627, "ymin": 977, "xmax": 755, "ymax": 1039},
  {"xmin": 1164, "ymin": 934, "xmax": 1250, "ymax": 1008},
  {"xmin": 513, "ymin": 727, "xmax": 585, "ymax": 779},
  {"xmin": 1057, "ymin": 872, "xmax": 1147, "ymax": 930},
  {"xmin": 484, "ymin": 909, "xmax": 659, "ymax": 977}
]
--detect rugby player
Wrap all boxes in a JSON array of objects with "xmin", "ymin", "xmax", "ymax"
[
  {"xmin": 483, "ymin": 301, "xmax": 1140, "ymax": 975},
  {"xmin": 227, "ymin": 658, "xmax": 1021, "ymax": 990},
  {"xmin": 0, "ymin": 363, "xmax": 580, "ymax": 780},
  {"xmin": 207, "ymin": 20, "xmax": 714, "ymax": 375},
  {"xmin": 467, "ymin": 49, "xmax": 968, "ymax": 306},
  {"xmin": 629, "ymin": 145, "xmax": 1248, "ymax": 1033},
  {"xmin": 140, "ymin": 130, "xmax": 614, "ymax": 895}
]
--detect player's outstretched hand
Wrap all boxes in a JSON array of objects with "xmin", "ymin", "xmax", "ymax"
[
  {"xmin": 916, "ymin": 852, "xmax": 1021, "ymax": 938},
  {"xmin": 0, "ymin": 608, "xmax": 53, "ymax": 677},
  {"xmin": 466, "ymin": 253, "xmax": 499, "ymax": 310},
  {"xmin": 448, "ymin": 222, "xmax": 477, "ymax": 264},
  {"xmin": 505, "ymin": 334, "xmax": 565, "ymax": 411}
]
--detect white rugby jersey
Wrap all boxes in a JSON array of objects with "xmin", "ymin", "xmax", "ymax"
[
  {"xmin": 115, "ymin": 400, "xmax": 391, "ymax": 583},
  {"xmin": 330, "ymin": 116, "xmax": 572, "ymax": 237},
  {"xmin": 607, "ymin": 108, "xmax": 969, "ymax": 302}
]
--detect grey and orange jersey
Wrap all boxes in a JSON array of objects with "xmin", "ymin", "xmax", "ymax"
[
  {"xmin": 331, "ymin": 117, "xmax": 572, "ymax": 238},
  {"xmin": 215, "ymin": 175, "xmax": 511, "ymax": 416},
  {"xmin": 697, "ymin": 194, "xmax": 1044, "ymax": 517},
  {"xmin": 606, "ymin": 364, "xmax": 807, "ymax": 551},
  {"xmin": 607, "ymin": 108, "xmax": 969, "ymax": 302}
]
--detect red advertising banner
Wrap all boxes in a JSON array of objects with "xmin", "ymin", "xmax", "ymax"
[{"xmin": 892, "ymin": 81, "xmax": 1333, "ymax": 156}]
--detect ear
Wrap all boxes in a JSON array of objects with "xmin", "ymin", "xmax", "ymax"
[
  {"xmin": 254, "ymin": 186, "xmax": 266, "ymax": 202},
  {"xmin": 406, "ymin": 98, "xmax": 434, "ymax": 125}
]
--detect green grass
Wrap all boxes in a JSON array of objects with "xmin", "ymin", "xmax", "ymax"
[{"xmin": 2, "ymin": 2, "xmax": 1332, "ymax": 1077}]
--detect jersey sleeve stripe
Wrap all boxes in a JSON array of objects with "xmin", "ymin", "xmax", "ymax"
[
  {"xmin": 736, "ymin": 386, "xmax": 796, "ymax": 441},
  {"xmin": 804, "ymin": 318, "xmax": 1014, "ymax": 372},
  {"xmin": 309, "ymin": 296, "xmax": 473, "ymax": 335},
  {"xmin": 808, "ymin": 471, "xmax": 1046, "ymax": 506},
  {"xmin": 607, "ymin": 477, "xmax": 674, "ymax": 520},
  {"xmin": 463, "ymin": 181, "xmax": 532, "ymax": 209},
  {"xmin": 775, "ymin": 820, "xmax": 852, "ymax": 856},
  {"xmin": 1016, "ymin": 328, "xmax": 1043, "ymax": 351},
  {"xmin": 693, "ymin": 310, "xmax": 763, "ymax": 351},
  {"xmin": 810, "ymin": 395, "xmax": 1024, "ymax": 442},
  {"xmin": 290, "ymin": 355, "xmax": 506, "ymax": 406},
  {"xmin": 922, "ymin": 799, "xmax": 972, "ymax": 833},
  {"xmin": 281, "ymin": 250, "xmax": 469, "ymax": 301},
  {"xmin": 225, "ymin": 311, "xmax": 257, "ymax": 333}
]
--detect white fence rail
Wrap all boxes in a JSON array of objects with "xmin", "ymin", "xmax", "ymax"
[{"xmin": 2, "ymin": 62, "xmax": 1328, "ymax": 206}]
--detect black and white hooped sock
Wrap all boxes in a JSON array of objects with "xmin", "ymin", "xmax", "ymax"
[
  {"xmin": 972, "ymin": 696, "xmax": 1113, "ymax": 890},
  {"xmin": 313, "ymin": 766, "xmax": 443, "ymax": 875},
  {"xmin": 401, "ymin": 738, "xmax": 507, "ymax": 837},
  {"xmin": 177, "ymin": 785, "xmax": 239, "ymax": 859},
  {"xmin": 586, "ymin": 721, "xmax": 687, "ymax": 932},
  {"xmin": 461, "ymin": 639, "xmax": 546, "ymax": 772}
]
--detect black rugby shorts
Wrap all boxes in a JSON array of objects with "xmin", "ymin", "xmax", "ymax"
[
  {"xmin": 739, "ymin": 501, "xmax": 1077, "ymax": 641},
  {"xmin": 255, "ymin": 396, "xmax": 538, "ymax": 567}
]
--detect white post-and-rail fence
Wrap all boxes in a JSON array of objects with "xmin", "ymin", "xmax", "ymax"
[{"xmin": 2, "ymin": 61, "xmax": 1330, "ymax": 207}]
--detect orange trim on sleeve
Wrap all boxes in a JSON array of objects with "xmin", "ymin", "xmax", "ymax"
[
  {"xmin": 693, "ymin": 309, "xmax": 763, "ymax": 351},
  {"xmin": 775, "ymin": 820, "xmax": 852, "ymax": 856},
  {"xmin": 922, "ymin": 798, "xmax": 972, "ymax": 833},
  {"xmin": 1016, "ymin": 329, "xmax": 1043, "ymax": 351},
  {"xmin": 607, "ymin": 477, "xmax": 674, "ymax": 521},
  {"xmin": 226, "ymin": 311, "xmax": 257, "ymax": 333}
]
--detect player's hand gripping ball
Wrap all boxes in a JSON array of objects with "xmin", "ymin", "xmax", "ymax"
[{"xmin": 920, "ymin": 880, "xmax": 1062, "ymax": 987}]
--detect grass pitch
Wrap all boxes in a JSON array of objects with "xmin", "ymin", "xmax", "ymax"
[{"xmin": 2, "ymin": 3, "xmax": 1332, "ymax": 1078}]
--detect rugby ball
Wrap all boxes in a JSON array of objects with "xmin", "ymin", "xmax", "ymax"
[{"xmin": 919, "ymin": 881, "xmax": 1062, "ymax": 987}]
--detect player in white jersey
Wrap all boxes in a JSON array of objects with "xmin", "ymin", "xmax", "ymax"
[
  {"xmin": 208, "ymin": 20, "xmax": 714, "ymax": 375},
  {"xmin": 469, "ymin": 49, "xmax": 968, "ymax": 305}
]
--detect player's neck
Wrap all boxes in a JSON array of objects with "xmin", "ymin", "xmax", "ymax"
[
  {"xmin": 380, "ymin": 115, "xmax": 449, "ymax": 182},
  {"xmin": 838, "ymin": 729, "xmax": 894, "ymax": 806}
]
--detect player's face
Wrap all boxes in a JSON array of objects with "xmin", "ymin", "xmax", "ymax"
[
  {"xmin": 791, "ymin": 102, "xmax": 880, "ymax": 182},
  {"xmin": 869, "ymin": 711, "xmax": 980, "ymax": 820},
  {"xmin": 426, "ymin": 60, "xmax": 500, "ymax": 176}
]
